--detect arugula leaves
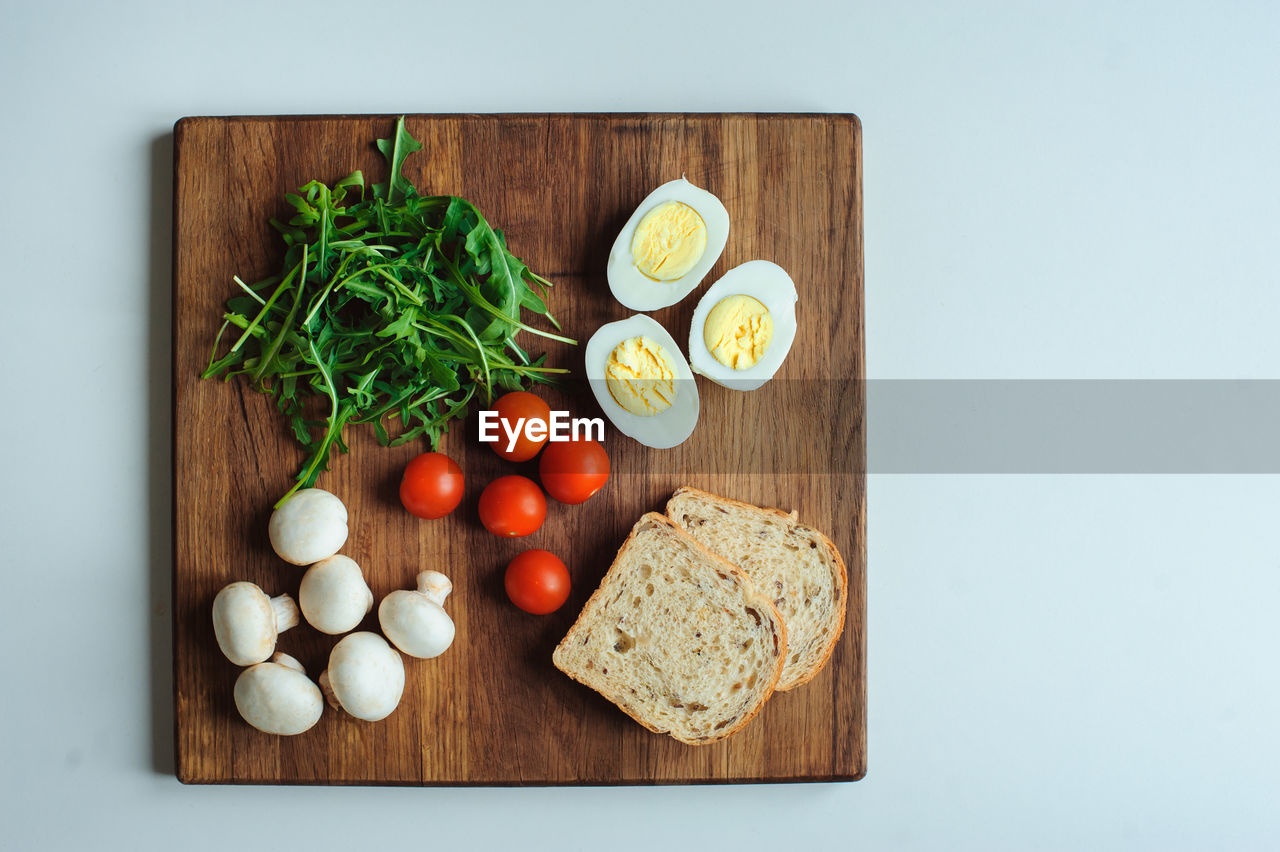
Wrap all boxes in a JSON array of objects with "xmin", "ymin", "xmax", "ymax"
[{"xmin": 203, "ymin": 117, "xmax": 573, "ymax": 507}]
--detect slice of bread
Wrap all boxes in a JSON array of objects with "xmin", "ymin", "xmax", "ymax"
[
  {"xmin": 666, "ymin": 487, "xmax": 847, "ymax": 691},
  {"xmin": 552, "ymin": 513, "xmax": 787, "ymax": 745}
]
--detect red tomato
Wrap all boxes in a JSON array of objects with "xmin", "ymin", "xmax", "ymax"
[
  {"xmin": 477, "ymin": 475, "xmax": 546, "ymax": 537},
  {"xmin": 539, "ymin": 437, "xmax": 610, "ymax": 504},
  {"xmin": 399, "ymin": 452, "xmax": 464, "ymax": 519},
  {"xmin": 505, "ymin": 549, "xmax": 571, "ymax": 614},
  {"xmin": 489, "ymin": 391, "xmax": 552, "ymax": 462}
]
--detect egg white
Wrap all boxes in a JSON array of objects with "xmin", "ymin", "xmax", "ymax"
[
  {"xmin": 687, "ymin": 260, "xmax": 799, "ymax": 391},
  {"xmin": 585, "ymin": 314, "xmax": 700, "ymax": 449},
  {"xmin": 606, "ymin": 178, "xmax": 730, "ymax": 312}
]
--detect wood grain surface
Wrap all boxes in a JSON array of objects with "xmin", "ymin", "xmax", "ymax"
[{"xmin": 173, "ymin": 113, "xmax": 864, "ymax": 785}]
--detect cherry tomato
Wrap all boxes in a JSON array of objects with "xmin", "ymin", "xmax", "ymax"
[
  {"xmin": 488, "ymin": 391, "xmax": 552, "ymax": 462},
  {"xmin": 478, "ymin": 475, "xmax": 546, "ymax": 537},
  {"xmin": 505, "ymin": 549, "xmax": 571, "ymax": 614},
  {"xmin": 399, "ymin": 452, "xmax": 465, "ymax": 519},
  {"xmin": 539, "ymin": 437, "xmax": 610, "ymax": 504}
]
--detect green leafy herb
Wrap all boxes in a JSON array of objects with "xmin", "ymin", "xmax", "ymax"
[{"xmin": 203, "ymin": 117, "xmax": 574, "ymax": 508}]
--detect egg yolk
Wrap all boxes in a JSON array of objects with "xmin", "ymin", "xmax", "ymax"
[
  {"xmin": 703, "ymin": 295, "xmax": 774, "ymax": 370},
  {"xmin": 605, "ymin": 336, "xmax": 678, "ymax": 416},
  {"xmin": 630, "ymin": 201, "xmax": 707, "ymax": 281}
]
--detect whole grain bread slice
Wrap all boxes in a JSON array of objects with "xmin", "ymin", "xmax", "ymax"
[
  {"xmin": 552, "ymin": 513, "xmax": 787, "ymax": 745},
  {"xmin": 666, "ymin": 487, "xmax": 847, "ymax": 690}
]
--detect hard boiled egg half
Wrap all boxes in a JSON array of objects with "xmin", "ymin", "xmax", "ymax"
[
  {"xmin": 687, "ymin": 260, "xmax": 799, "ymax": 391},
  {"xmin": 585, "ymin": 314, "xmax": 699, "ymax": 449},
  {"xmin": 606, "ymin": 178, "xmax": 730, "ymax": 312}
]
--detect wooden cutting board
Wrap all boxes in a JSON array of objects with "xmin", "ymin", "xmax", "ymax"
[{"xmin": 173, "ymin": 113, "xmax": 864, "ymax": 785}]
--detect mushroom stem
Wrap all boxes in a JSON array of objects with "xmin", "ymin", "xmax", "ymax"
[
  {"xmin": 317, "ymin": 669, "xmax": 342, "ymax": 711},
  {"xmin": 271, "ymin": 594, "xmax": 300, "ymax": 632},
  {"xmin": 271, "ymin": 652, "xmax": 305, "ymax": 674},
  {"xmin": 416, "ymin": 571, "xmax": 453, "ymax": 606}
]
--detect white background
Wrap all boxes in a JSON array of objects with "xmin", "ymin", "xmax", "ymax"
[{"xmin": 4, "ymin": 1, "xmax": 1279, "ymax": 849}]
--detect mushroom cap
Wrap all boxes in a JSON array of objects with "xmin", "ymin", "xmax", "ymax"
[
  {"xmin": 212, "ymin": 582, "xmax": 282, "ymax": 666},
  {"xmin": 233, "ymin": 653, "xmax": 324, "ymax": 735},
  {"xmin": 268, "ymin": 488, "xmax": 349, "ymax": 566},
  {"xmin": 299, "ymin": 555, "xmax": 373, "ymax": 635},
  {"xmin": 324, "ymin": 632, "xmax": 405, "ymax": 722},
  {"xmin": 379, "ymin": 590, "xmax": 455, "ymax": 659}
]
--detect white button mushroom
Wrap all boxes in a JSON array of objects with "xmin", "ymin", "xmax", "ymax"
[
  {"xmin": 378, "ymin": 570, "xmax": 456, "ymax": 659},
  {"xmin": 299, "ymin": 554, "xmax": 373, "ymax": 635},
  {"xmin": 212, "ymin": 581, "xmax": 300, "ymax": 666},
  {"xmin": 268, "ymin": 488, "xmax": 349, "ymax": 566},
  {"xmin": 233, "ymin": 653, "xmax": 324, "ymax": 735},
  {"xmin": 318, "ymin": 632, "xmax": 405, "ymax": 722}
]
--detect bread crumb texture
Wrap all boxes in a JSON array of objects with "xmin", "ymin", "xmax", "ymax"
[
  {"xmin": 666, "ymin": 488, "xmax": 847, "ymax": 690},
  {"xmin": 553, "ymin": 513, "xmax": 785, "ymax": 744}
]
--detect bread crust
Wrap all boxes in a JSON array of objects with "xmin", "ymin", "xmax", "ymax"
[
  {"xmin": 553, "ymin": 513, "xmax": 788, "ymax": 745},
  {"xmin": 666, "ymin": 487, "xmax": 848, "ymax": 691}
]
